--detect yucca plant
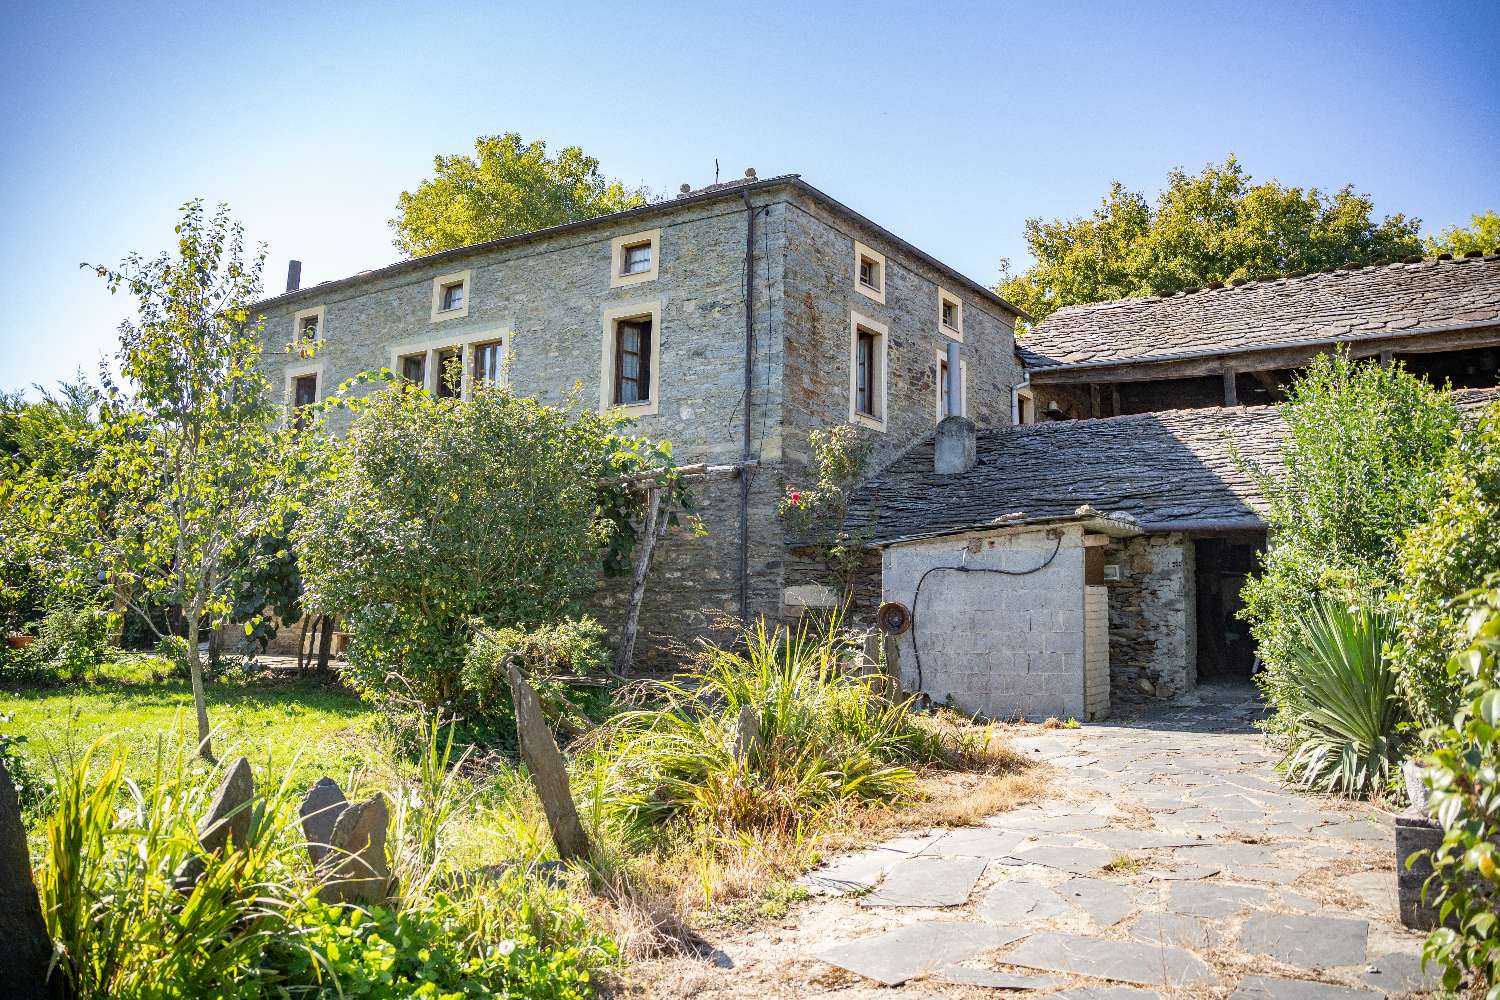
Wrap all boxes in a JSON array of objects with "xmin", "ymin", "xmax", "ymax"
[
  {"xmin": 597, "ymin": 615, "xmax": 939, "ymax": 839},
  {"xmin": 1278, "ymin": 595, "xmax": 1406, "ymax": 798}
]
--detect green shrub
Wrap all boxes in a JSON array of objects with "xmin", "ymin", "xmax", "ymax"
[
  {"xmin": 20, "ymin": 605, "xmax": 120, "ymax": 683},
  {"xmin": 1420, "ymin": 584, "xmax": 1500, "ymax": 998},
  {"xmin": 596, "ymin": 616, "xmax": 939, "ymax": 839},
  {"xmin": 1239, "ymin": 351, "xmax": 1459, "ymax": 742},
  {"xmin": 1395, "ymin": 402, "xmax": 1500, "ymax": 727},
  {"xmin": 460, "ymin": 617, "xmax": 610, "ymax": 737},
  {"xmin": 1277, "ymin": 597, "xmax": 1405, "ymax": 798},
  {"xmin": 0, "ymin": 710, "xmax": 52, "ymax": 815},
  {"xmin": 296, "ymin": 381, "xmax": 679, "ymax": 713}
]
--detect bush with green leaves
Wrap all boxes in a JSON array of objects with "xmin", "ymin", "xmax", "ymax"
[
  {"xmin": 1420, "ymin": 584, "xmax": 1500, "ymax": 999},
  {"xmin": 595, "ymin": 615, "xmax": 940, "ymax": 839},
  {"xmin": 18, "ymin": 605, "xmax": 121, "ymax": 683},
  {"xmin": 1276, "ymin": 597, "xmax": 1405, "ymax": 797},
  {"xmin": 460, "ymin": 617, "xmax": 610, "ymax": 739},
  {"xmin": 0, "ymin": 710, "xmax": 52, "ymax": 815},
  {"xmin": 1240, "ymin": 350, "xmax": 1460, "ymax": 743},
  {"xmin": 1396, "ymin": 401, "xmax": 1500, "ymax": 727},
  {"xmin": 297, "ymin": 381, "xmax": 681, "ymax": 716}
]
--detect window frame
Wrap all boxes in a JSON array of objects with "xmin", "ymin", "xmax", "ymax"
[
  {"xmin": 389, "ymin": 327, "xmax": 511, "ymax": 399},
  {"xmin": 848, "ymin": 311, "xmax": 888, "ymax": 431},
  {"xmin": 429, "ymin": 269, "xmax": 472, "ymax": 322},
  {"xmin": 283, "ymin": 361, "xmax": 323, "ymax": 427},
  {"xmin": 853, "ymin": 241, "xmax": 886, "ymax": 304},
  {"xmin": 610, "ymin": 229, "xmax": 661, "ymax": 288},
  {"xmin": 469, "ymin": 338, "xmax": 505, "ymax": 389},
  {"xmin": 937, "ymin": 286, "xmax": 964, "ymax": 342},
  {"xmin": 290, "ymin": 305, "xmax": 325, "ymax": 357},
  {"xmin": 934, "ymin": 347, "xmax": 969, "ymax": 422},
  {"xmin": 599, "ymin": 300, "xmax": 662, "ymax": 416}
]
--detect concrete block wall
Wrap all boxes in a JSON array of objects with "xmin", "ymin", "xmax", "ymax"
[
  {"xmin": 1105, "ymin": 533, "xmax": 1197, "ymax": 708},
  {"xmin": 1083, "ymin": 584, "xmax": 1110, "ymax": 719},
  {"xmin": 882, "ymin": 525, "xmax": 1087, "ymax": 720}
]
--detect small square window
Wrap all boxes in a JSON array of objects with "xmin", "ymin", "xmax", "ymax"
[
  {"xmin": 440, "ymin": 281, "xmax": 465, "ymax": 312},
  {"xmin": 853, "ymin": 241, "xmax": 886, "ymax": 303},
  {"xmin": 621, "ymin": 242, "xmax": 652, "ymax": 275},
  {"xmin": 430, "ymin": 270, "xmax": 472, "ymax": 322},
  {"xmin": 299, "ymin": 314, "xmax": 319, "ymax": 340},
  {"xmin": 399, "ymin": 353, "xmax": 426, "ymax": 384},
  {"xmin": 938, "ymin": 287, "xmax": 964, "ymax": 340},
  {"xmin": 942, "ymin": 301, "xmax": 956, "ymax": 328},
  {"xmin": 610, "ymin": 229, "xmax": 660, "ymax": 287}
]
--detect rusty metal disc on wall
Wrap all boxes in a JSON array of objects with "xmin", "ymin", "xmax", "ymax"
[{"xmin": 876, "ymin": 601, "xmax": 911, "ymax": 635}]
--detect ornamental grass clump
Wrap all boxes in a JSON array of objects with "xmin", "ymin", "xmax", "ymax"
[
  {"xmin": 595, "ymin": 616, "xmax": 941, "ymax": 840},
  {"xmin": 1277, "ymin": 596, "xmax": 1406, "ymax": 798}
]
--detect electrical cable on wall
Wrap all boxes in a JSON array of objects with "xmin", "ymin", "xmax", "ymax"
[{"xmin": 908, "ymin": 532, "xmax": 1064, "ymax": 693}]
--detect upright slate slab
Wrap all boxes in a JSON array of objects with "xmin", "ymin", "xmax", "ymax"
[
  {"xmin": 317, "ymin": 792, "xmax": 391, "ymax": 905},
  {"xmin": 0, "ymin": 759, "xmax": 58, "ymax": 999},
  {"xmin": 813, "ymin": 921, "xmax": 1027, "ymax": 987},
  {"xmin": 199, "ymin": 756, "xmax": 254, "ymax": 854},
  {"xmin": 300, "ymin": 776, "xmax": 349, "ymax": 864}
]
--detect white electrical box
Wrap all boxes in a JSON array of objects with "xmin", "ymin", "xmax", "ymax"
[{"xmin": 1102, "ymin": 564, "xmax": 1123, "ymax": 582}]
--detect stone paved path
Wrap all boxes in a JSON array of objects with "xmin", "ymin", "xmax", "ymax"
[{"xmin": 793, "ymin": 683, "xmax": 1436, "ymax": 998}]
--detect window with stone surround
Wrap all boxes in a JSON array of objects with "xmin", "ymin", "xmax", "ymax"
[
  {"xmin": 938, "ymin": 287, "xmax": 963, "ymax": 341},
  {"xmin": 434, "ymin": 347, "xmax": 462, "ymax": 398},
  {"xmin": 429, "ymin": 269, "xmax": 472, "ymax": 322},
  {"xmin": 610, "ymin": 229, "xmax": 660, "ymax": 287},
  {"xmin": 849, "ymin": 311, "xmax": 888, "ymax": 430},
  {"xmin": 291, "ymin": 305, "xmax": 325, "ymax": 357},
  {"xmin": 471, "ymin": 339, "xmax": 504, "ymax": 387},
  {"xmin": 599, "ymin": 300, "xmax": 661, "ymax": 415},
  {"xmin": 936, "ymin": 348, "xmax": 968, "ymax": 422},
  {"xmin": 854, "ymin": 241, "xmax": 886, "ymax": 304}
]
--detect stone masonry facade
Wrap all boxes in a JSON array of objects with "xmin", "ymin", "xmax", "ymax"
[
  {"xmin": 253, "ymin": 177, "xmax": 1024, "ymax": 657},
  {"xmin": 1105, "ymin": 533, "xmax": 1197, "ymax": 709}
]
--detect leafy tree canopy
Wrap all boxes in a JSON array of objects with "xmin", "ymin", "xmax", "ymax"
[
  {"xmin": 1425, "ymin": 209, "xmax": 1500, "ymax": 256},
  {"xmin": 999, "ymin": 155, "xmax": 1424, "ymax": 323},
  {"xmin": 390, "ymin": 134, "xmax": 650, "ymax": 258}
]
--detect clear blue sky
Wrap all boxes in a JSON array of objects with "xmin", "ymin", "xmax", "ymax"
[{"xmin": 2, "ymin": 1, "xmax": 1496, "ymax": 393}]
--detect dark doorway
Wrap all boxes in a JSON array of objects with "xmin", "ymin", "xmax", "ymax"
[{"xmin": 1194, "ymin": 535, "xmax": 1265, "ymax": 681}]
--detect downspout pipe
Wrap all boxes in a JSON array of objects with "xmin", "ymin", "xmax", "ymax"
[
  {"xmin": 738, "ymin": 191, "xmax": 756, "ymax": 619},
  {"xmin": 1010, "ymin": 370, "xmax": 1030, "ymax": 424}
]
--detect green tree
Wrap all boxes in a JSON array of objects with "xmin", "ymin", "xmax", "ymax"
[
  {"xmin": 390, "ymin": 134, "xmax": 649, "ymax": 258},
  {"xmin": 1426, "ymin": 210, "xmax": 1500, "ymax": 256},
  {"xmin": 999, "ymin": 156, "xmax": 1424, "ymax": 323},
  {"xmin": 1238, "ymin": 351, "xmax": 1460, "ymax": 743},
  {"xmin": 294, "ymin": 377, "xmax": 682, "ymax": 715},
  {"xmin": 6, "ymin": 201, "xmax": 305, "ymax": 758}
]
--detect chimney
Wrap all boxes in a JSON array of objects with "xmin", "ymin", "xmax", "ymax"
[
  {"xmin": 285, "ymin": 260, "xmax": 302, "ymax": 293},
  {"xmin": 944, "ymin": 341, "xmax": 962, "ymax": 418},
  {"xmin": 934, "ymin": 415, "xmax": 976, "ymax": 475}
]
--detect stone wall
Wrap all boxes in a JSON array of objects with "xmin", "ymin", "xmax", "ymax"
[
  {"xmin": 1105, "ymin": 533, "xmax": 1197, "ymax": 708},
  {"xmin": 882, "ymin": 524, "xmax": 1088, "ymax": 720}
]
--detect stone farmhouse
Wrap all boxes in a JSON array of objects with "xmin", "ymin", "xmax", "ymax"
[
  {"xmin": 846, "ymin": 254, "xmax": 1500, "ymax": 721},
  {"xmin": 253, "ymin": 173, "xmax": 1027, "ymax": 655},
  {"xmin": 253, "ymin": 176, "xmax": 1500, "ymax": 718}
]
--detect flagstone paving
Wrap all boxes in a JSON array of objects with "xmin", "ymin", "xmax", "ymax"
[{"xmin": 798, "ymin": 683, "xmax": 1441, "ymax": 997}]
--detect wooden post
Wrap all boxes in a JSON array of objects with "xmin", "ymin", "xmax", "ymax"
[
  {"xmin": 1089, "ymin": 383, "xmax": 1102, "ymax": 418},
  {"xmin": 507, "ymin": 663, "xmax": 591, "ymax": 863},
  {"xmin": 614, "ymin": 486, "xmax": 670, "ymax": 677},
  {"xmin": 1221, "ymin": 369, "xmax": 1237, "ymax": 406}
]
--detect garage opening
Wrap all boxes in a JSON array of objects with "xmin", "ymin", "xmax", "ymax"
[{"xmin": 1193, "ymin": 534, "xmax": 1266, "ymax": 681}]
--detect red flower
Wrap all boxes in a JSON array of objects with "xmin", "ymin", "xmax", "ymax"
[{"xmin": 789, "ymin": 490, "xmax": 801, "ymax": 505}]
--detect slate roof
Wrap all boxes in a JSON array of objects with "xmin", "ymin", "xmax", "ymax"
[
  {"xmin": 848, "ymin": 388, "xmax": 1500, "ymax": 546},
  {"xmin": 1020, "ymin": 253, "xmax": 1500, "ymax": 371}
]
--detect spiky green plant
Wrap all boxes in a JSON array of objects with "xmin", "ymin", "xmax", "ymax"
[
  {"xmin": 1278, "ymin": 596, "xmax": 1406, "ymax": 798},
  {"xmin": 596, "ymin": 615, "xmax": 940, "ymax": 838}
]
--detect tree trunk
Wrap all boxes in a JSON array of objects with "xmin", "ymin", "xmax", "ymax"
[
  {"xmin": 614, "ymin": 487, "xmax": 670, "ymax": 677},
  {"xmin": 315, "ymin": 616, "xmax": 335, "ymax": 673},
  {"xmin": 186, "ymin": 617, "xmax": 214, "ymax": 761}
]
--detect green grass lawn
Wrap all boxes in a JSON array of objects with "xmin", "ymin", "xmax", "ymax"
[{"xmin": 3, "ymin": 657, "xmax": 380, "ymax": 789}]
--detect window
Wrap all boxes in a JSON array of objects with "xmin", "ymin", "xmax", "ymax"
[
  {"xmin": 429, "ymin": 270, "xmax": 472, "ymax": 321},
  {"xmin": 935, "ymin": 348, "xmax": 968, "ymax": 422},
  {"xmin": 622, "ymin": 242, "xmax": 652, "ymax": 275},
  {"xmin": 848, "ymin": 311, "xmax": 888, "ymax": 429},
  {"xmin": 614, "ymin": 320, "xmax": 652, "ymax": 405},
  {"xmin": 284, "ymin": 363, "xmax": 322, "ymax": 428},
  {"xmin": 599, "ymin": 300, "xmax": 662, "ymax": 415},
  {"xmin": 471, "ymin": 339, "xmax": 503, "ymax": 387},
  {"xmin": 400, "ymin": 353, "xmax": 426, "ymax": 384},
  {"xmin": 435, "ymin": 347, "xmax": 461, "ymax": 398},
  {"xmin": 853, "ymin": 241, "xmax": 886, "ymax": 303},
  {"xmin": 610, "ymin": 229, "xmax": 660, "ymax": 287},
  {"xmin": 290, "ymin": 305, "xmax": 325, "ymax": 356},
  {"xmin": 938, "ymin": 287, "xmax": 964, "ymax": 341}
]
